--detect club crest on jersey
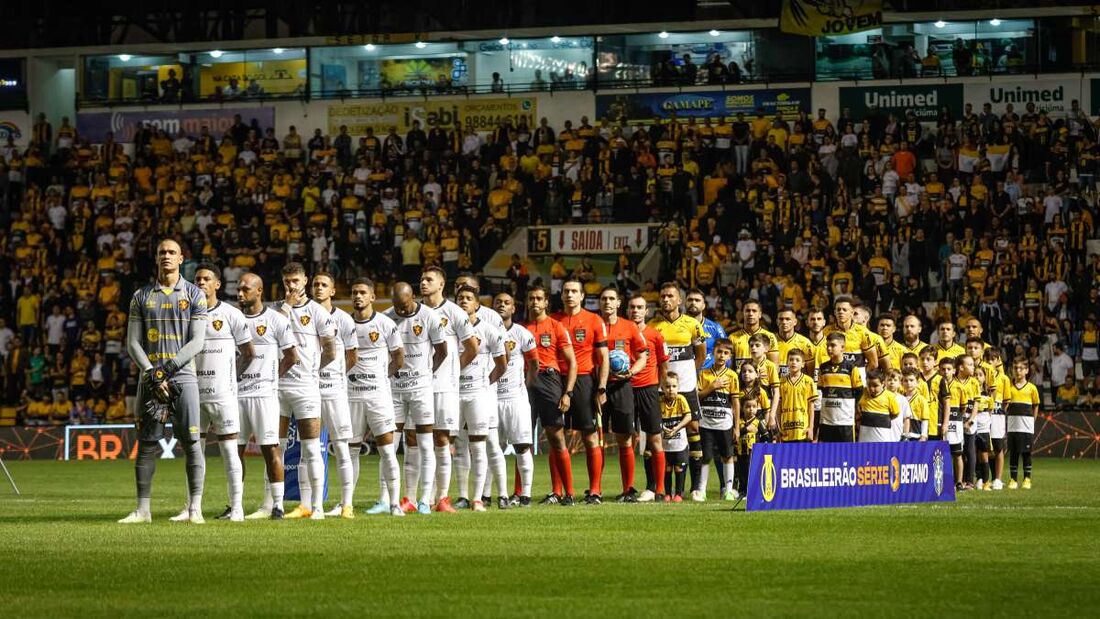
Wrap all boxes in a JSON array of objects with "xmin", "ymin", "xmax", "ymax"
[
  {"xmin": 300, "ymin": 315, "xmax": 311, "ymax": 326},
  {"xmin": 212, "ymin": 319, "xmax": 223, "ymax": 331},
  {"xmin": 440, "ymin": 316, "xmax": 449, "ymax": 327},
  {"xmin": 506, "ymin": 340, "xmax": 516, "ymax": 352},
  {"xmin": 256, "ymin": 325, "xmax": 267, "ymax": 336},
  {"xmin": 413, "ymin": 324, "xmax": 423, "ymax": 336},
  {"xmin": 369, "ymin": 331, "xmax": 380, "ymax": 342},
  {"xmin": 178, "ymin": 299, "xmax": 190, "ymax": 311},
  {"xmin": 574, "ymin": 328, "xmax": 586, "ymax": 343},
  {"xmin": 539, "ymin": 334, "xmax": 552, "ymax": 348}
]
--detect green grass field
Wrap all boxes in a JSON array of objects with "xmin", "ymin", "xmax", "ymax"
[{"xmin": 1, "ymin": 456, "xmax": 1098, "ymax": 618}]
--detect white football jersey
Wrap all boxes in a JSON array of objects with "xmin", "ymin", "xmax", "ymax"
[
  {"xmin": 498, "ymin": 323, "xmax": 535, "ymax": 400},
  {"xmin": 476, "ymin": 304, "xmax": 505, "ymax": 330},
  {"xmin": 385, "ymin": 303, "xmax": 445, "ymax": 393},
  {"xmin": 196, "ymin": 301, "xmax": 252, "ymax": 403},
  {"xmin": 459, "ymin": 318, "xmax": 506, "ymax": 395},
  {"xmin": 319, "ymin": 306, "xmax": 357, "ymax": 400},
  {"xmin": 277, "ymin": 299, "xmax": 336, "ymax": 392},
  {"xmin": 426, "ymin": 299, "xmax": 475, "ymax": 394},
  {"xmin": 349, "ymin": 310, "xmax": 402, "ymax": 401},
  {"xmin": 238, "ymin": 308, "xmax": 295, "ymax": 398}
]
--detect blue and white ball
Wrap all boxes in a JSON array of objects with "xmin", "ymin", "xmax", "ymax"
[{"xmin": 609, "ymin": 349, "xmax": 631, "ymax": 375}]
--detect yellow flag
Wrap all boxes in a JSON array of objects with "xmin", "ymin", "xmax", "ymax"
[{"xmin": 780, "ymin": 0, "xmax": 884, "ymax": 37}]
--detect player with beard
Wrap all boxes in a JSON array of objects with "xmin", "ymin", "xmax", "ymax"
[
  {"xmin": 775, "ymin": 308, "xmax": 814, "ymax": 379},
  {"xmin": 900, "ymin": 314, "xmax": 929, "ymax": 357},
  {"xmin": 729, "ymin": 300, "xmax": 779, "ymax": 369},
  {"xmin": 684, "ymin": 289, "xmax": 726, "ymax": 370},
  {"xmin": 492, "ymin": 292, "xmax": 539, "ymax": 506}
]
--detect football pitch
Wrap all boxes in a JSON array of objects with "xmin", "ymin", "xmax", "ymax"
[{"xmin": 1, "ymin": 457, "xmax": 1098, "ymax": 618}]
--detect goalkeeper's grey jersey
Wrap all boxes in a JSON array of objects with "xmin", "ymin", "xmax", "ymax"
[{"xmin": 128, "ymin": 276, "xmax": 209, "ymax": 381}]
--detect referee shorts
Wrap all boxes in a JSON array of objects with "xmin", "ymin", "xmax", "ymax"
[
  {"xmin": 531, "ymin": 369, "xmax": 564, "ymax": 429},
  {"xmin": 565, "ymin": 374, "xmax": 596, "ymax": 433},
  {"xmin": 601, "ymin": 380, "xmax": 634, "ymax": 435},
  {"xmin": 633, "ymin": 385, "xmax": 661, "ymax": 435}
]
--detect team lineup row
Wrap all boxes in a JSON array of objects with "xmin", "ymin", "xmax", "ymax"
[{"xmin": 116, "ymin": 239, "xmax": 1042, "ymax": 523}]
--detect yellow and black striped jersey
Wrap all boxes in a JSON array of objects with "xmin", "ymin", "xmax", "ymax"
[
  {"xmin": 648, "ymin": 313, "xmax": 705, "ymax": 393},
  {"xmin": 858, "ymin": 388, "xmax": 899, "ymax": 428},
  {"xmin": 817, "ymin": 358, "xmax": 863, "ymax": 427},
  {"xmin": 697, "ymin": 367, "xmax": 738, "ymax": 431},
  {"xmin": 1003, "ymin": 380, "xmax": 1040, "ymax": 434}
]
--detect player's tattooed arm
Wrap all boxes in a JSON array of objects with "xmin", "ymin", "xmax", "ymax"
[
  {"xmin": 279, "ymin": 347, "xmax": 299, "ymax": 377},
  {"xmin": 236, "ymin": 340, "xmax": 256, "ymax": 377},
  {"xmin": 319, "ymin": 335, "xmax": 337, "ymax": 369},
  {"xmin": 432, "ymin": 341, "xmax": 448, "ymax": 373}
]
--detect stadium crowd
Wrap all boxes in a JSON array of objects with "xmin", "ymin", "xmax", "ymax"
[{"xmin": 0, "ymin": 94, "xmax": 1097, "ymax": 441}]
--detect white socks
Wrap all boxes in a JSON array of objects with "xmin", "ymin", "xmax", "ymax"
[
  {"xmin": 271, "ymin": 480, "xmax": 284, "ymax": 510},
  {"xmin": 699, "ymin": 463, "xmax": 710, "ymax": 495},
  {"xmin": 264, "ymin": 438, "xmax": 288, "ymax": 510},
  {"xmin": 219, "ymin": 440, "xmax": 243, "ymax": 513},
  {"xmin": 469, "ymin": 440, "xmax": 488, "ymax": 503},
  {"xmin": 455, "ymin": 433, "xmax": 470, "ymax": 499},
  {"xmin": 333, "ymin": 439, "xmax": 353, "ymax": 508},
  {"xmin": 488, "ymin": 432, "xmax": 507, "ymax": 499},
  {"xmin": 299, "ymin": 437, "xmax": 325, "ymax": 512},
  {"xmin": 138, "ymin": 497, "xmax": 151, "ymax": 515},
  {"xmin": 404, "ymin": 443, "xmax": 420, "ymax": 501},
  {"xmin": 435, "ymin": 444, "xmax": 452, "ymax": 503},
  {"xmin": 378, "ymin": 441, "xmax": 400, "ymax": 507},
  {"xmin": 517, "ymin": 449, "xmax": 534, "ymax": 497},
  {"xmin": 349, "ymin": 443, "xmax": 362, "ymax": 490},
  {"xmin": 417, "ymin": 432, "xmax": 435, "ymax": 504},
  {"xmin": 724, "ymin": 461, "xmax": 736, "ymax": 492}
]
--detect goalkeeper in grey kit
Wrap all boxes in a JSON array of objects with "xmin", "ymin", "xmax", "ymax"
[{"xmin": 118, "ymin": 239, "xmax": 210, "ymax": 524}]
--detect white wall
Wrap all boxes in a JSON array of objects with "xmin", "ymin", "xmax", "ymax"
[{"xmin": 28, "ymin": 56, "xmax": 77, "ymax": 124}]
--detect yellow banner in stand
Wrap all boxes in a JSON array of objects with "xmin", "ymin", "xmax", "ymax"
[
  {"xmin": 780, "ymin": 0, "xmax": 883, "ymax": 36},
  {"xmin": 328, "ymin": 97, "xmax": 537, "ymax": 136}
]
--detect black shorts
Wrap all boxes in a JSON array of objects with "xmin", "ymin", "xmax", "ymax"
[
  {"xmin": 602, "ymin": 380, "xmax": 635, "ymax": 435},
  {"xmin": 531, "ymin": 370, "xmax": 564, "ymax": 429},
  {"xmin": 975, "ymin": 432, "xmax": 992, "ymax": 453},
  {"xmin": 818, "ymin": 424, "xmax": 854, "ymax": 443},
  {"xmin": 681, "ymin": 390, "xmax": 701, "ymax": 422},
  {"xmin": 565, "ymin": 374, "xmax": 596, "ymax": 432},
  {"xmin": 137, "ymin": 378, "xmax": 200, "ymax": 444},
  {"xmin": 633, "ymin": 385, "xmax": 661, "ymax": 434},
  {"xmin": 700, "ymin": 427, "xmax": 734, "ymax": 461},
  {"xmin": 950, "ymin": 440, "xmax": 964, "ymax": 456},
  {"xmin": 1008, "ymin": 431, "xmax": 1033, "ymax": 454},
  {"xmin": 991, "ymin": 437, "xmax": 1006, "ymax": 454},
  {"xmin": 664, "ymin": 449, "xmax": 687, "ymax": 468}
]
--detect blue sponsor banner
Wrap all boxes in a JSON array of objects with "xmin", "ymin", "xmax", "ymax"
[
  {"xmin": 746, "ymin": 441, "xmax": 955, "ymax": 511},
  {"xmin": 283, "ymin": 418, "xmax": 329, "ymax": 502},
  {"xmin": 77, "ymin": 106, "xmax": 275, "ymax": 142},
  {"xmin": 596, "ymin": 88, "xmax": 810, "ymax": 125}
]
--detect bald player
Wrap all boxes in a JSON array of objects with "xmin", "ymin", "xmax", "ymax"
[{"xmin": 119, "ymin": 239, "xmax": 209, "ymax": 524}]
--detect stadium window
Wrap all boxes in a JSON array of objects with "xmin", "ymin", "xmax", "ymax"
[
  {"xmin": 814, "ymin": 19, "xmax": 1035, "ymax": 81},
  {"xmin": 0, "ymin": 58, "xmax": 28, "ymax": 110},
  {"xmin": 197, "ymin": 47, "xmax": 306, "ymax": 100},
  {"xmin": 470, "ymin": 36, "xmax": 594, "ymax": 93},
  {"xmin": 80, "ymin": 54, "xmax": 186, "ymax": 104},
  {"xmin": 596, "ymin": 31, "xmax": 756, "ymax": 89},
  {"xmin": 310, "ymin": 42, "xmax": 469, "ymax": 97}
]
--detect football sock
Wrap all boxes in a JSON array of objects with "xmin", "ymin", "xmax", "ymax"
[
  {"xmin": 586, "ymin": 445, "xmax": 604, "ymax": 495},
  {"xmin": 488, "ymin": 432, "xmax": 508, "ymax": 499},
  {"xmin": 688, "ymin": 432, "xmax": 702, "ymax": 491},
  {"xmin": 219, "ymin": 439, "xmax": 243, "ymax": 512},
  {"xmin": 435, "ymin": 443, "xmax": 452, "ymax": 503},
  {"xmin": 723, "ymin": 461, "xmax": 736, "ymax": 492},
  {"xmin": 556, "ymin": 448, "xmax": 574, "ymax": 496},
  {"xmin": 1023, "ymin": 453, "xmax": 1032, "ymax": 478},
  {"xmin": 417, "ymin": 432, "xmax": 435, "ymax": 503},
  {"xmin": 549, "ymin": 448, "xmax": 562, "ymax": 496},
  {"xmin": 271, "ymin": 481, "xmax": 284, "ymax": 510},
  {"xmin": 715, "ymin": 459, "xmax": 728, "ymax": 492},
  {"xmin": 653, "ymin": 451, "xmax": 666, "ymax": 495},
  {"xmin": 184, "ymin": 441, "xmax": 204, "ymax": 511},
  {"xmin": 643, "ymin": 451, "xmax": 655, "ymax": 492},
  {"xmin": 404, "ymin": 443, "xmax": 419, "ymax": 501},
  {"xmin": 469, "ymin": 441, "xmax": 488, "ymax": 503},
  {"xmin": 698, "ymin": 461, "xmax": 710, "ymax": 496},
  {"xmin": 513, "ymin": 461, "xmax": 522, "ymax": 497},
  {"xmin": 675, "ymin": 467, "xmax": 686, "ymax": 496},
  {"xmin": 349, "ymin": 443, "xmax": 362, "ymax": 490},
  {"xmin": 135, "ymin": 441, "xmax": 158, "ymax": 514},
  {"xmin": 333, "ymin": 439, "xmax": 353, "ymax": 508},
  {"xmin": 619, "ymin": 448, "xmax": 635, "ymax": 493},
  {"xmin": 455, "ymin": 437, "xmax": 471, "ymax": 500},
  {"xmin": 302, "ymin": 437, "xmax": 324, "ymax": 512},
  {"xmin": 1010, "ymin": 451, "xmax": 1019, "ymax": 479},
  {"xmin": 663, "ymin": 469, "xmax": 672, "ymax": 497},
  {"xmin": 379, "ymin": 441, "xmax": 400, "ymax": 506},
  {"xmin": 517, "ymin": 449, "xmax": 534, "ymax": 497},
  {"xmin": 193, "ymin": 437, "xmax": 207, "ymax": 507}
]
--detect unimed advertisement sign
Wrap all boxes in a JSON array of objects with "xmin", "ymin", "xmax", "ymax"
[
  {"xmin": 965, "ymin": 78, "xmax": 1083, "ymax": 117},
  {"xmin": 838, "ymin": 83, "xmax": 963, "ymax": 121}
]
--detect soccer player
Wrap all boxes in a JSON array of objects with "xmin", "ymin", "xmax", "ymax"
[
  {"xmin": 823, "ymin": 295, "xmax": 879, "ymax": 372},
  {"xmin": 817, "ymin": 332, "xmax": 863, "ymax": 443},
  {"xmin": 597, "ymin": 287, "xmax": 648, "ymax": 501},
  {"xmin": 527, "ymin": 286, "xmax": 578, "ymax": 505},
  {"xmin": 386, "ymin": 282, "xmax": 447, "ymax": 514},
  {"xmin": 900, "ymin": 314, "xmax": 928, "ymax": 357},
  {"xmin": 277, "ymin": 263, "xmax": 338, "ymax": 520},
  {"xmin": 419, "ymin": 266, "xmax": 477, "ymax": 512},
  {"xmin": 853, "ymin": 306, "xmax": 890, "ymax": 371},
  {"xmin": 312, "ymin": 273, "xmax": 358, "ymax": 518},
  {"xmin": 659, "ymin": 373, "xmax": 693, "ymax": 503},
  {"xmin": 775, "ymin": 309, "xmax": 814, "ymax": 378},
  {"xmin": 180, "ymin": 264, "xmax": 254, "ymax": 522},
  {"xmin": 697, "ymin": 339, "xmax": 739, "ymax": 500},
  {"xmin": 648, "ymin": 283, "xmax": 706, "ymax": 501},
  {"xmin": 729, "ymin": 300, "xmax": 779, "ymax": 368},
  {"xmin": 627, "ymin": 294, "xmax": 670, "ymax": 502},
  {"xmin": 554, "ymin": 278, "xmax": 609, "ymax": 505},
  {"xmin": 805, "ymin": 308, "xmax": 828, "ymax": 371},
  {"xmin": 877, "ymin": 315, "xmax": 908, "ymax": 371},
  {"xmin": 492, "ymin": 292, "xmax": 538, "ymax": 507},
  {"xmin": 119, "ymin": 239, "xmax": 208, "ymax": 524},
  {"xmin": 684, "ymin": 288, "xmax": 726, "ymax": 369},
  {"xmin": 777, "ymin": 348, "xmax": 817, "ymax": 444},
  {"xmin": 236, "ymin": 273, "xmax": 298, "ymax": 520},
  {"xmin": 1003, "ymin": 359, "xmax": 1040, "ymax": 489},
  {"xmin": 857, "ymin": 370, "xmax": 899, "ymax": 442},
  {"xmin": 348, "ymin": 278, "xmax": 406, "ymax": 517},
  {"xmin": 933, "ymin": 321, "xmax": 966, "ymax": 362},
  {"xmin": 455, "ymin": 285, "xmax": 507, "ymax": 511}
]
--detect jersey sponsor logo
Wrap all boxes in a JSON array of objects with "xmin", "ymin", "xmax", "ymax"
[
  {"xmin": 256, "ymin": 324, "xmax": 267, "ymax": 336},
  {"xmin": 147, "ymin": 328, "xmax": 159, "ymax": 342},
  {"xmin": 539, "ymin": 334, "xmax": 552, "ymax": 347},
  {"xmin": 212, "ymin": 319, "xmax": 223, "ymax": 331},
  {"xmin": 300, "ymin": 315, "xmax": 311, "ymax": 326},
  {"xmin": 369, "ymin": 331, "xmax": 380, "ymax": 342},
  {"xmin": 178, "ymin": 299, "xmax": 190, "ymax": 311},
  {"xmin": 761, "ymin": 453, "xmax": 777, "ymax": 502},
  {"xmin": 574, "ymin": 328, "xmax": 586, "ymax": 343}
]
